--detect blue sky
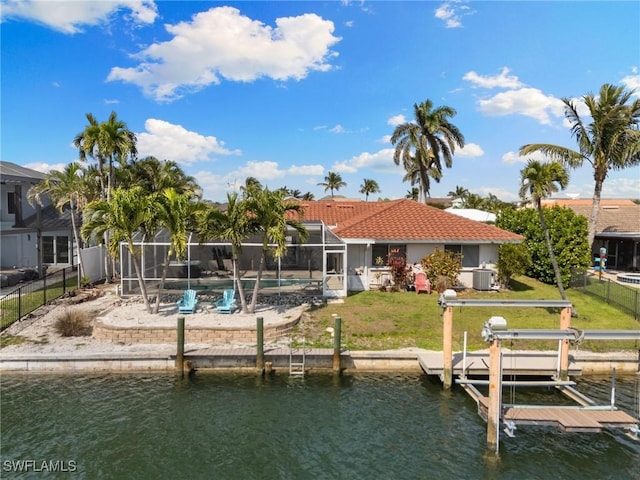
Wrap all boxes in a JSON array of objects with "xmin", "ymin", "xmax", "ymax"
[{"xmin": 2, "ymin": 0, "xmax": 639, "ymax": 203}]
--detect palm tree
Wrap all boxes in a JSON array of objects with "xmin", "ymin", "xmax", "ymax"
[
  {"xmin": 301, "ymin": 192, "xmax": 315, "ymax": 201},
  {"xmin": 27, "ymin": 163, "xmax": 88, "ymax": 280},
  {"xmin": 520, "ymin": 84, "xmax": 640, "ymax": 248},
  {"xmin": 448, "ymin": 185, "xmax": 469, "ymax": 205},
  {"xmin": 519, "ymin": 159, "xmax": 573, "ymax": 310},
  {"xmin": 241, "ymin": 177, "xmax": 263, "ymax": 197},
  {"xmin": 152, "ymin": 188, "xmax": 205, "ymax": 314},
  {"xmin": 245, "ymin": 188, "xmax": 309, "ymax": 313},
  {"xmin": 391, "ymin": 99, "xmax": 465, "ymax": 203},
  {"xmin": 359, "ymin": 178, "xmax": 381, "ymax": 201},
  {"xmin": 196, "ymin": 193, "xmax": 259, "ymax": 314},
  {"xmin": 119, "ymin": 157, "xmax": 202, "ymax": 198},
  {"xmin": 81, "ymin": 187, "xmax": 155, "ymax": 313},
  {"xmin": 317, "ymin": 171, "xmax": 346, "ymax": 198},
  {"xmin": 74, "ymin": 113, "xmax": 106, "ymax": 198},
  {"xmin": 405, "ymin": 187, "xmax": 419, "ymax": 201}
]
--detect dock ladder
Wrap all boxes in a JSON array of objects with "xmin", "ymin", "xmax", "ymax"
[{"xmin": 289, "ymin": 336, "xmax": 306, "ymax": 377}]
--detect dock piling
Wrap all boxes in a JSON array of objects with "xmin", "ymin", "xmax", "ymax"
[
  {"xmin": 256, "ymin": 317, "xmax": 264, "ymax": 374},
  {"xmin": 333, "ymin": 316, "xmax": 342, "ymax": 373},
  {"xmin": 176, "ymin": 316, "xmax": 185, "ymax": 377}
]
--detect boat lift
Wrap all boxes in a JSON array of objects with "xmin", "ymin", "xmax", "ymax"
[{"xmin": 478, "ymin": 318, "xmax": 640, "ymax": 453}]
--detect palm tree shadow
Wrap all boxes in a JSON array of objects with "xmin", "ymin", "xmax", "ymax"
[{"xmin": 509, "ymin": 279, "xmax": 533, "ymax": 292}]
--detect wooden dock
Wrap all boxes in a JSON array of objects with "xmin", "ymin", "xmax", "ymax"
[
  {"xmin": 477, "ymin": 396, "xmax": 639, "ymax": 434},
  {"xmin": 417, "ymin": 350, "xmax": 582, "ymax": 377}
]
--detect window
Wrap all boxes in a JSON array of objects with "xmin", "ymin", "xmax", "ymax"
[
  {"xmin": 445, "ymin": 244, "xmax": 479, "ymax": 268},
  {"xmin": 7, "ymin": 192, "xmax": 16, "ymax": 214},
  {"xmin": 371, "ymin": 244, "xmax": 406, "ymax": 266},
  {"xmin": 42, "ymin": 235, "xmax": 69, "ymax": 264}
]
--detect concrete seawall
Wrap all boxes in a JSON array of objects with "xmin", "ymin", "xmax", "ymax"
[{"xmin": 1, "ymin": 349, "xmax": 637, "ymax": 375}]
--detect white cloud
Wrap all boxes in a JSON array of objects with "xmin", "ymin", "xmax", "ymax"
[
  {"xmin": 107, "ymin": 6, "xmax": 341, "ymax": 102},
  {"xmin": 231, "ymin": 161, "xmax": 284, "ymax": 182},
  {"xmin": 378, "ymin": 134, "xmax": 392, "ymax": 144},
  {"xmin": 0, "ymin": 0, "xmax": 157, "ymax": 34},
  {"xmin": 463, "ymin": 67, "xmax": 524, "ymax": 89},
  {"xmin": 23, "ymin": 162, "xmax": 67, "ymax": 174},
  {"xmin": 332, "ymin": 148, "xmax": 396, "ymax": 174},
  {"xmin": 288, "ymin": 164, "xmax": 325, "ymax": 175},
  {"xmin": 502, "ymin": 149, "xmax": 554, "ymax": 165},
  {"xmin": 136, "ymin": 118, "xmax": 240, "ymax": 165},
  {"xmin": 620, "ymin": 70, "xmax": 640, "ymax": 96},
  {"xmin": 434, "ymin": 1, "xmax": 475, "ymax": 28},
  {"xmin": 600, "ymin": 176, "xmax": 640, "ymax": 197},
  {"xmin": 456, "ymin": 143, "xmax": 484, "ymax": 158},
  {"xmin": 329, "ymin": 124, "xmax": 346, "ymax": 134},
  {"xmin": 478, "ymin": 88, "xmax": 565, "ymax": 125},
  {"xmin": 387, "ymin": 114, "xmax": 405, "ymax": 126}
]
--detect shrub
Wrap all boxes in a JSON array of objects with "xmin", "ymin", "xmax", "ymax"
[
  {"xmin": 420, "ymin": 248, "xmax": 462, "ymax": 289},
  {"xmin": 386, "ymin": 248, "xmax": 408, "ymax": 292},
  {"xmin": 55, "ymin": 309, "xmax": 91, "ymax": 337},
  {"xmin": 496, "ymin": 243, "xmax": 532, "ymax": 289}
]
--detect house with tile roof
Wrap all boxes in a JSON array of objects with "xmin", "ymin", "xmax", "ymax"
[
  {"xmin": 541, "ymin": 198, "xmax": 640, "ymax": 271},
  {"xmin": 293, "ymin": 199, "xmax": 523, "ymax": 293},
  {"xmin": 0, "ymin": 161, "xmax": 75, "ymax": 275}
]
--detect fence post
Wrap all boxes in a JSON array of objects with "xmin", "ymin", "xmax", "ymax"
[
  {"xmin": 62, "ymin": 267, "xmax": 67, "ymax": 294},
  {"xmin": 606, "ymin": 278, "xmax": 611, "ymax": 304},
  {"xmin": 43, "ymin": 271, "xmax": 47, "ymax": 305},
  {"xmin": 635, "ymin": 290, "xmax": 639, "ymax": 321}
]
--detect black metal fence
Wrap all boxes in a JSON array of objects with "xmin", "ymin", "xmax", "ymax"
[
  {"xmin": 570, "ymin": 272, "xmax": 640, "ymax": 321},
  {"xmin": 0, "ymin": 267, "xmax": 78, "ymax": 331}
]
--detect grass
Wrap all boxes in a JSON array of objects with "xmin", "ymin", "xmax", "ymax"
[
  {"xmin": 295, "ymin": 276, "xmax": 640, "ymax": 352},
  {"xmin": 54, "ymin": 309, "xmax": 92, "ymax": 337}
]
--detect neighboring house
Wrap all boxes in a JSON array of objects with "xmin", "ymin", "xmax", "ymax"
[
  {"xmin": 542, "ymin": 198, "xmax": 640, "ymax": 272},
  {"xmin": 297, "ymin": 199, "xmax": 522, "ymax": 293},
  {"xmin": 444, "ymin": 207, "xmax": 496, "ymax": 223},
  {"xmin": 0, "ymin": 161, "xmax": 74, "ymax": 274}
]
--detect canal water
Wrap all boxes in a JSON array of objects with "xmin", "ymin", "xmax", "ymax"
[{"xmin": 1, "ymin": 372, "xmax": 638, "ymax": 479}]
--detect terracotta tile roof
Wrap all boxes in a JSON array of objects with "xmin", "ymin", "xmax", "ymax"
[
  {"xmin": 541, "ymin": 199, "xmax": 640, "ymax": 233},
  {"xmin": 294, "ymin": 199, "xmax": 523, "ymax": 243}
]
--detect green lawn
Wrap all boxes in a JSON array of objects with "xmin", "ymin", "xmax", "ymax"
[{"xmin": 296, "ymin": 276, "xmax": 640, "ymax": 352}]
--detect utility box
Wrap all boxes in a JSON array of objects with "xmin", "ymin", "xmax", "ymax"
[{"xmin": 473, "ymin": 269, "xmax": 494, "ymax": 291}]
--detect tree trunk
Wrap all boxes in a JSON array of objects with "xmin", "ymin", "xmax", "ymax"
[
  {"xmin": 234, "ymin": 255, "xmax": 249, "ymax": 314},
  {"xmin": 248, "ymin": 249, "xmax": 267, "ymax": 314},
  {"xmin": 153, "ymin": 249, "xmax": 172, "ymax": 314},
  {"xmin": 587, "ymin": 179, "xmax": 603, "ymax": 250},
  {"xmin": 537, "ymin": 205, "xmax": 577, "ymax": 316},
  {"xmin": 69, "ymin": 200, "xmax": 85, "ymax": 281},
  {"xmin": 129, "ymin": 244, "xmax": 152, "ymax": 313}
]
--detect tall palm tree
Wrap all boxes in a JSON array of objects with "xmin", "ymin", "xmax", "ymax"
[
  {"xmin": 301, "ymin": 192, "xmax": 315, "ymax": 201},
  {"xmin": 27, "ymin": 163, "xmax": 88, "ymax": 280},
  {"xmin": 196, "ymin": 193, "xmax": 259, "ymax": 314},
  {"xmin": 520, "ymin": 84, "xmax": 640, "ymax": 248},
  {"xmin": 81, "ymin": 187, "xmax": 155, "ymax": 312},
  {"xmin": 391, "ymin": 99, "xmax": 465, "ymax": 203},
  {"xmin": 245, "ymin": 188, "xmax": 309, "ymax": 314},
  {"xmin": 73, "ymin": 113, "xmax": 106, "ymax": 198},
  {"xmin": 519, "ymin": 159, "xmax": 572, "ymax": 308},
  {"xmin": 241, "ymin": 177, "xmax": 263, "ymax": 197},
  {"xmin": 152, "ymin": 188, "xmax": 205, "ymax": 314},
  {"xmin": 317, "ymin": 171, "xmax": 346, "ymax": 198},
  {"xmin": 359, "ymin": 178, "xmax": 381, "ymax": 201}
]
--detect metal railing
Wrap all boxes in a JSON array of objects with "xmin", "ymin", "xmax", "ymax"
[
  {"xmin": 0, "ymin": 267, "xmax": 79, "ymax": 331},
  {"xmin": 570, "ymin": 272, "xmax": 640, "ymax": 321}
]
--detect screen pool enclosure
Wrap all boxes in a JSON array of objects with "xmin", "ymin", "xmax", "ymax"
[{"xmin": 119, "ymin": 222, "xmax": 347, "ymax": 298}]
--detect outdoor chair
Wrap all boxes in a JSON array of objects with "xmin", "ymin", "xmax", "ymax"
[
  {"xmin": 215, "ymin": 289, "xmax": 236, "ymax": 314},
  {"xmin": 176, "ymin": 289, "xmax": 198, "ymax": 314},
  {"xmin": 414, "ymin": 272, "xmax": 431, "ymax": 294}
]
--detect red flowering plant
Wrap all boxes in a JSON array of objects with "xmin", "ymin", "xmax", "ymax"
[{"xmin": 386, "ymin": 248, "xmax": 408, "ymax": 292}]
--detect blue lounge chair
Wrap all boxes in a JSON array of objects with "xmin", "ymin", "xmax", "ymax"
[
  {"xmin": 215, "ymin": 289, "xmax": 236, "ymax": 314},
  {"xmin": 176, "ymin": 289, "xmax": 198, "ymax": 314}
]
